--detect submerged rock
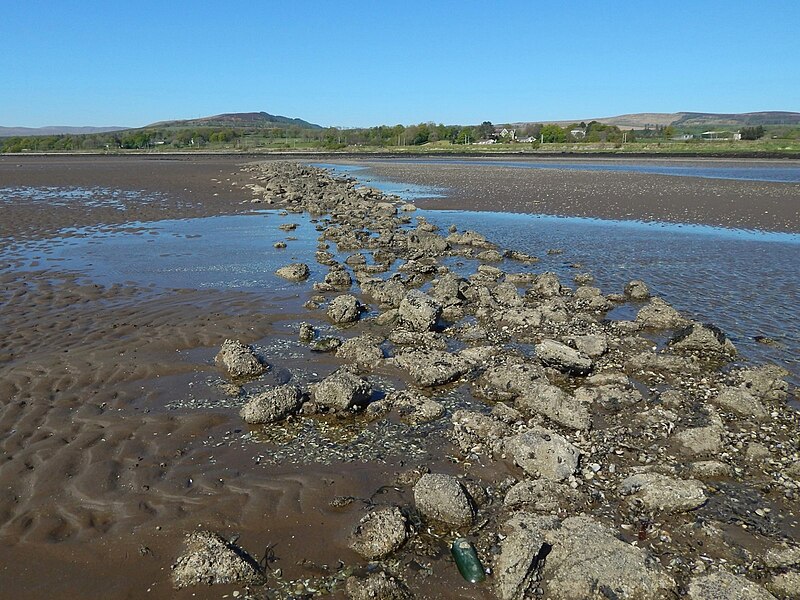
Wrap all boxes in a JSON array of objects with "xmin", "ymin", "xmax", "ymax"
[
  {"xmin": 215, "ymin": 339, "xmax": 267, "ymax": 379},
  {"xmin": 171, "ymin": 530, "xmax": 264, "ymax": 588},
  {"xmin": 624, "ymin": 279, "xmax": 650, "ymax": 300},
  {"xmin": 669, "ymin": 322, "xmax": 737, "ymax": 358}
]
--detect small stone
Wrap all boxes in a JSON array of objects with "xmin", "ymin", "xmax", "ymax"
[
  {"xmin": 276, "ymin": 262, "xmax": 310, "ymax": 281},
  {"xmin": 413, "ymin": 474, "xmax": 474, "ymax": 527}
]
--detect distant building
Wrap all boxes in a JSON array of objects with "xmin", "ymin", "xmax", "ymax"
[
  {"xmin": 476, "ymin": 139, "xmax": 497, "ymax": 145},
  {"xmin": 499, "ymin": 128, "xmax": 516, "ymax": 141},
  {"xmin": 670, "ymin": 134, "xmax": 694, "ymax": 141},
  {"xmin": 518, "ymin": 136, "xmax": 537, "ymax": 143},
  {"xmin": 700, "ymin": 131, "xmax": 733, "ymax": 140},
  {"xmin": 570, "ymin": 128, "xmax": 586, "ymax": 139}
]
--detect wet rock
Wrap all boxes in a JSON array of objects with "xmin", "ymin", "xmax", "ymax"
[
  {"xmin": 494, "ymin": 512, "xmax": 555, "ymax": 600},
  {"xmin": 397, "ymin": 290, "xmax": 442, "ymax": 332},
  {"xmin": 392, "ymin": 349, "xmax": 471, "ymax": 387},
  {"xmin": 385, "ymin": 390, "xmax": 444, "ymax": 425},
  {"xmin": 492, "ymin": 281, "xmax": 524, "ymax": 307},
  {"xmin": 310, "ymin": 369, "xmax": 372, "ymax": 411},
  {"xmin": 686, "ymin": 570, "xmax": 777, "ymax": 600},
  {"xmin": 447, "ymin": 230, "xmax": 492, "ymax": 247},
  {"xmin": 327, "ymin": 294, "xmax": 362, "ymax": 324},
  {"xmin": 407, "ymin": 229, "xmax": 449, "ymax": 254},
  {"xmin": 413, "ymin": 473, "xmax": 474, "ymax": 528},
  {"xmin": 566, "ymin": 334, "xmax": 608, "ymax": 358},
  {"xmin": 298, "ymin": 322, "xmax": 315, "ymax": 342},
  {"xmin": 215, "ymin": 339, "xmax": 267, "ymax": 379},
  {"xmin": 713, "ymin": 385, "xmax": 768, "ymax": 419},
  {"xmin": 504, "ymin": 479, "xmax": 584, "ymax": 513},
  {"xmin": 348, "ymin": 507, "xmax": 408, "ymax": 559},
  {"xmin": 737, "ymin": 365, "xmax": 790, "ymax": 403},
  {"xmin": 171, "ymin": 530, "xmax": 264, "ymax": 588},
  {"xmin": 763, "ymin": 542, "xmax": 800, "ymax": 568},
  {"xmin": 475, "ymin": 361, "xmax": 545, "ymax": 402},
  {"xmin": 324, "ymin": 267, "xmax": 353, "ymax": 289},
  {"xmin": 275, "ymin": 262, "xmax": 310, "ymax": 281},
  {"xmin": 240, "ymin": 385, "xmax": 303, "ymax": 424},
  {"xmin": 346, "ymin": 572, "xmax": 412, "ymax": 600},
  {"xmin": 495, "ymin": 307, "xmax": 543, "ymax": 331},
  {"xmin": 767, "ymin": 572, "xmax": 800, "ymax": 599},
  {"xmin": 624, "ymin": 279, "xmax": 650, "ymax": 300},
  {"xmin": 683, "ymin": 460, "xmax": 733, "ymax": 479},
  {"xmin": 535, "ymin": 339, "xmax": 593, "ymax": 376},
  {"xmin": 335, "ymin": 333, "xmax": 385, "ymax": 366},
  {"xmin": 619, "ymin": 472, "xmax": 707, "ymax": 513},
  {"xmin": 515, "ymin": 381, "xmax": 591, "ymax": 431},
  {"xmin": 504, "ymin": 428, "xmax": 581, "ymax": 481},
  {"xmin": 310, "ymin": 336, "xmax": 343, "ymax": 352},
  {"xmin": 674, "ymin": 425, "xmax": 724, "ymax": 456},
  {"xmin": 529, "ymin": 272, "xmax": 564, "ymax": 298},
  {"xmin": 625, "ymin": 351, "xmax": 700, "ymax": 378},
  {"xmin": 361, "ymin": 277, "xmax": 407, "ymax": 308},
  {"xmin": 669, "ymin": 322, "xmax": 737, "ymax": 358},
  {"xmin": 477, "ymin": 249, "xmax": 503, "ymax": 262},
  {"xmin": 636, "ymin": 297, "xmax": 689, "ymax": 329},
  {"xmin": 542, "ymin": 516, "xmax": 675, "ymax": 600},
  {"xmin": 451, "ymin": 410, "xmax": 512, "ymax": 454}
]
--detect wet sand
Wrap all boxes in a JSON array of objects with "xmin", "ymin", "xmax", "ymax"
[
  {"xmin": 0, "ymin": 155, "xmax": 797, "ymax": 598},
  {"xmin": 355, "ymin": 158, "xmax": 800, "ymax": 233}
]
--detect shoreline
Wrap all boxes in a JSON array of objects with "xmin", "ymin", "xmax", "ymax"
[{"xmin": 1, "ymin": 157, "xmax": 798, "ymax": 599}]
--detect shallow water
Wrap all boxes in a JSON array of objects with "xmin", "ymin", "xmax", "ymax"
[{"xmin": 363, "ymin": 158, "xmax": 800, "ymax": 183}]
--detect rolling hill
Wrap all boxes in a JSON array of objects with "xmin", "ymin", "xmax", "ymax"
[
  {"xmin": 149, "ymin": 111, "xmax": 322, "ymax": 129},
  {"xmin": 516, "ymin": 111, "xmax": 800, "ymax": 130},
  {"xmin": 0, "ymin": 125, "xmax": 129, "ymax": 137}
]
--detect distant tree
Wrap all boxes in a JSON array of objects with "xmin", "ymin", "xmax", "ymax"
[
  {"xmin": 540, "ymin": 124, "xmax": 566, "ymax": 143},
  {"xmin": 740, "ymin": 125, "xmax": 765, "ymax": 140},
  {"xmin": 477, "ymin": 121, "xmax": 494, "ymax": 139}
]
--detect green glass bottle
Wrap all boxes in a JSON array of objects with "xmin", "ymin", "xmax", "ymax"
[{"xmin": 451, "ymin": 537, "xmax": 486, "ymax": 583}]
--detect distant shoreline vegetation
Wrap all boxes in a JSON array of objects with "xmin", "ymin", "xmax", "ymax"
[{"xmin": 2, "ymin": 119, "xmax": 799, "ymax": 156}]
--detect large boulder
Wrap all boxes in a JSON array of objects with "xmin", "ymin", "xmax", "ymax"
[
  {"xmin": 397, "ymin": 290, "xmax": 442, "ymax": 332},
  {"xmin": 335, "ymin": 333, "xmax": 385, "ymax": 366},
  {"xmin": 504, "ymin": 428, "xmax": 581, "ymax": 481},
  {"xmin": 413, "ymin": 473, "xmax": 474, "ymax": 527},
  {"xmin": 311, "ymin": 369, "xmax": 372, "ymax": 411},
  {"xmin": 535, "ymin": 339, "xmax": 593, "ymax": 376},
  {"xmin": 542, "ymin": 516, "xmax": 675, "ymax": 599},
  {"xmin": 215, "ymin": 339, "xmax": 267, "ymax": 379},
  {"xmin": 239, "ymin": 385, "xmax": 303, "ymax": 424},
  {"xmin": 494, "ymin": 512, "xmax": 555, "ymax": 600},
  {"xmin": 171, "ymin": 530, "xmax": 264, "ymax": 588}
]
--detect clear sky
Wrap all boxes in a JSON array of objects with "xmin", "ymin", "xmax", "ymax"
[{"xmin": 2, "ymin": 0, "xmax": 798, "ymax": 128}]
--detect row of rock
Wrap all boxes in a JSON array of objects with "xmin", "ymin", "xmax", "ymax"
[{"xmin": 198, "ymin": 161, "xmax": 798, "ymax": 599}]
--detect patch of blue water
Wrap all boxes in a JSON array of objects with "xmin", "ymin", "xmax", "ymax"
[
  {"xmin": 311, "ymin": 163, "xmax": 446, "ymax": 199},
  {"xmin": 418, "ymin": 209, "xmax": 800, "ymax": 384},
  {"xmin": 364, "ymin": 158, "xmax": 800, "ymax": 183}
]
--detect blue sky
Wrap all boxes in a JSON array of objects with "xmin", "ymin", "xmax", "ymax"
[{"xmin": 2, "ymin": 0, "xmax": 798, "ymax": 128}]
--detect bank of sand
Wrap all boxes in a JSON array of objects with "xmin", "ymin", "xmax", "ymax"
[
  {"xmin": 0, "ymin": 155, "xmax": 797, "ymax": 598},
  {"xmin": 355, "ymin": 158, "xmax": 800, "ymax": 233}
]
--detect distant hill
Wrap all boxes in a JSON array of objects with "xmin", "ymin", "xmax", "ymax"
[
  {"xmin": 150, "ymin": 111, "xmax": 322, "ymax": 129},
  {"xmin": 515, "ymin": 111, "xmax": 800, "ymax": 130},
  {"xmin": 0, "ymin": 125, "xmax": 128, "ymax": 137}
]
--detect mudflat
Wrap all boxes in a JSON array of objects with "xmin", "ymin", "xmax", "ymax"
[
  {"xmin": 356, "ymin": 157, "xmax": 800, "ymax": 232},
  {"xmin": 0, "ymin": 155, "xmax": 798, "ymax": 599}
]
